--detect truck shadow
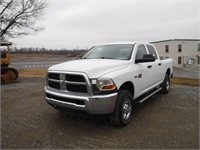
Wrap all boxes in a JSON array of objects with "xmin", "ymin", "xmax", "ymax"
[{"xmin": 50, "ymin": 93, "xmax": 161, "ymax": 129}]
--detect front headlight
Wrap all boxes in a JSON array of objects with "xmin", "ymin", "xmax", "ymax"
[{"xmin": 95, "ymin": 78, "xmax": 116, "ymax": 91}]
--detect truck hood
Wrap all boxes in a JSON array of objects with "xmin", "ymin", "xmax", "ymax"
[{"xmin": 49, "ymin": 59, "xmax": 129, "ymax": 78}]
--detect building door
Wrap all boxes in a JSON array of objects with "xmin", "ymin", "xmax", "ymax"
[{"xmin": 178, "ymin": 57, "xmax": 182, "ymax": 65}]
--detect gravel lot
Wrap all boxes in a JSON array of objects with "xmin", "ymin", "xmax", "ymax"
[{"xmin": 1, "ymin": 78, "xmax": 199, "ymax": 149}]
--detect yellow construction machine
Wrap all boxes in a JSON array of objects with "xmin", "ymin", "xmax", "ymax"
[{"xmin": 1, "ymin": 42, "xmax": 18, "ymax": 84}]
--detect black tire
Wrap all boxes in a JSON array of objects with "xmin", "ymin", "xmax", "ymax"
[
  {"xmin": 1, "ymin": 64, "xmax": 8, "ymax": 67},
  {"xmin": 160, "ymin": 74, "xmax": 170, "ymax": 94},
  {"xmin": 110, "ymin": 90, "xmax": 134, "ymax": 127}
]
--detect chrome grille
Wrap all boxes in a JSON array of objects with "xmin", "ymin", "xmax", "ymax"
[
  {"xmin": 48, "ymin": 73, "xmax": 88, "ymax": 93},
  {"xmin": 49, "ymin": 81, "xmax": 60, "ymax": 89}
]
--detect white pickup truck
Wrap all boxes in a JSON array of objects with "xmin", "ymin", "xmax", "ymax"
[{"xmin": 45, "ymin": 42, "xmax": 173, "ymax": 126}]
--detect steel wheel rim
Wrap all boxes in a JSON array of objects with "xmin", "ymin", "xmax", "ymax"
[
  {"xmin": 122, "ymin": 98, "xmax": 132, "ymax": 120},
  {"xmin": 166, "ymin": 78, "xmax": 170, "ymax": 91}
]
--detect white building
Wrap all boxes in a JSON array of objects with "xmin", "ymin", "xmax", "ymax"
[{"xmin": 151, "ymin": 39, "xmax": 200, "ymax": 67}]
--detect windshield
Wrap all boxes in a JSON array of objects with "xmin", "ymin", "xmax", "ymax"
[{"xmin": 82, "ymin": 44, "xmax": 134, "ymax": 60}]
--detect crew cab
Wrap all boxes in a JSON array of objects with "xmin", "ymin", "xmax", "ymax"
[{"xmin": 45, "ymin": 42, "xmax": 173, "ymax": 126}]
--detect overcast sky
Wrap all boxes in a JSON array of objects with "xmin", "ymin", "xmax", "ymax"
[{"xmin": 12, "ymin": 0, "xmax": 199, "ymax": 49}]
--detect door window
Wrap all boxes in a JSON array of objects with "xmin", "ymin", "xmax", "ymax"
[
  {"xmin": 147, "ymin": 45, "xmax": 158, "ymax": 59},
  {"xmin": 136, "ymin": 45, "xmax": 147, "ymax": 59}
]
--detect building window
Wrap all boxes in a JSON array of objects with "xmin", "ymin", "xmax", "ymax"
[
  {"xmin": 198, "ymin": 56, "xmax": 200, "ymax": 64},
  {"xmin": 198, "ymin": 43, "xmax": 200, "ymax": 52},
  {"xmin": 165, "ymin": 45, "xmax": 169, "ymax": 53},
  {"xmin": 178, "ymin": 57, "xmax": 182, "ymax": 65},
  {"xmin": 178, "ymin": 44, "xmax": 182, "ymax": 52}
]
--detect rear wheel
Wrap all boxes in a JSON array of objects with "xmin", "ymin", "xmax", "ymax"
[
  {"xmin": 110, "ymin": 90, "xmax": 134, "ymax": 126},
  {"xmin": 1, "ymin": 68, "xmax": 18, "ymax": 84},
  {"xmin": 1, "ymin": 64, "xmax": 8, "ymax": 67},
  {"xmin": 160, "ymin": 74, "xmax": 170, "ymax": 94}
]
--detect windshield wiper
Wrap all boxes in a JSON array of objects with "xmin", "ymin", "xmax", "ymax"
[
  {"xmin": 82, "ymin": 57, "xmax": 98, "ymax": 59},
  {"xmin": 82, "ymin": 57, "xmax": 115, "ymax": 59},
  {"xmin": 99, "ymin": 57, "xmax": 115, "ymax": 59}
]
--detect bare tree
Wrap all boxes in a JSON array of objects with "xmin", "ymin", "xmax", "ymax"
[{"xmin": 0, "ymin": 0, "xmax": 47, "ymax": 40}]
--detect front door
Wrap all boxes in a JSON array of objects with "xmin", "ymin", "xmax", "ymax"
[{"xmin": 133, "ymin": 44, "xmax": 154, "ymax": 97}]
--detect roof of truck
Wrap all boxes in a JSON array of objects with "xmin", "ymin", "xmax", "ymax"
[
  {"xmin": 96, "ymin": 42, "xmax": 135, "ymax": 46},
  {"xmin": 96, "ymin": 42, "xmax": 151, "ymax": 46}
]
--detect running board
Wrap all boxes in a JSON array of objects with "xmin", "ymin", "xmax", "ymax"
[{"xmin": 137, "ymin": 87, "xmax": 162, "ymax": 103}]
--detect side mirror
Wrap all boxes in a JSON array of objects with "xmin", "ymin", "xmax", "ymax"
[{"xmin": 135, "ymin": 54, "xmax": 155, "ymax": 63}]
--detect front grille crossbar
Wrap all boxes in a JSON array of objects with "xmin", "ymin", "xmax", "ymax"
[
  {"xmin": 48, "ymin": 78, "xmax": 60, "ymax": 83},
  {"xmin": 46, "ymin": 93, "xmax": 85, "ymax": 106}
]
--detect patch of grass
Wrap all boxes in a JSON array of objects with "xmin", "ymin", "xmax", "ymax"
[
  {"xmin": 19, "ymin": 69, "xmax": 47, "ymax": 78},
  {"xmin": 171, "ymin": 77, "xmax": 199, "ymax": 87}
]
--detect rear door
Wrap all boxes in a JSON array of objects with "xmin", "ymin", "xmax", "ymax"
[{"xmin": 146, "ymin": 44, "xmax": 164, "ymax": 84}]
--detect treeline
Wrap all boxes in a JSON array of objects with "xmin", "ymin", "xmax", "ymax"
[{"xmin": 10, "ymin": 47, "xmax": 88, "ymax": 57}]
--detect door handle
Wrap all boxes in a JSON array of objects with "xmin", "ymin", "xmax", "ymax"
[
  {"xmin": 158, "ymin": 63, "xmax": 162, "ymax": 66},
  {"xmin": 138, "ymin": 73, "xmax": 142, "ymax": 78},
  {"xmin": 147, "ymin": 65, "xmax": 152, "ymax": 68}
]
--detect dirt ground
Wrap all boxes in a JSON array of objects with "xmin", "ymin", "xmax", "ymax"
[{"xmin": 1, "ymin": 77, "xmax": 199, "ymax": 149}]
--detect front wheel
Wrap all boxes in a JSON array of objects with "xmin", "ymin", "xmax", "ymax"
[
  {"xmin": 160, "ymin": 74, "xmax": 170, "ymax": 94},
  {"xmin": 110, "ymin": 90, "xmax": 134, "ymax": 126}
]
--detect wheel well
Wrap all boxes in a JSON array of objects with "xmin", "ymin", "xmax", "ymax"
[
  {"xmin": 166, "ymin": 68, "xmax": 170, "ymax": 76},
  {"xmin": 119, "ymin": 81, "xmax": 134, "ymax": 96}
]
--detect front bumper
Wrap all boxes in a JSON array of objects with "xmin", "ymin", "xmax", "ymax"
[{"xmin": 45, "ymin": 87, "xmax": 118, "ymax": 114}]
